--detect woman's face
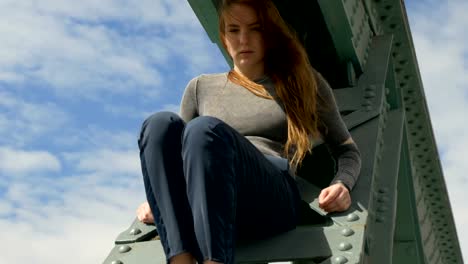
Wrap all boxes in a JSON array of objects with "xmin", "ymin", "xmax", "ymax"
[{"xmin": 222, "ymin": 4, "xmax": 265, "ymax": 74}]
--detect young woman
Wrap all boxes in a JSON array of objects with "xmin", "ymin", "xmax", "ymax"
[{"xmin": 136, "ymin": 0, "xmax": 361, "ymax": 263}]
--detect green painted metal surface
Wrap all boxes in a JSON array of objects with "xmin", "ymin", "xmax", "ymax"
[{"xmin": 103, "ymin": 0, "xmax": 463, "ymax": 263}]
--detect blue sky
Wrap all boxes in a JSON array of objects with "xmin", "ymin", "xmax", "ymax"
[{"xmin": 0, "ymin": 0, "xmax": 466, "ymax": 263}]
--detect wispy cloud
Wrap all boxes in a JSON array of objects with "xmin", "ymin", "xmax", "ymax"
[
  {"xmin": 0, "ymin": 0, "xmax": 226, "ymax": 101},
  {"xmin": 0, "ymin": 144, "xmax": 144, "ymax": 263},
  {"xmin": 0, "ymin": 91, "xmax": 69, "ymax": 147},
  {"xmin": 0, "ymin": 147, "xmax": 61, "ymax": 175}
]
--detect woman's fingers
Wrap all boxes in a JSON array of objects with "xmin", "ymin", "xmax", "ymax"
[
  {"xmin": 136, "ymin": 201, "xmax": 155, "ymax": 223},
  {"xmin": 319, "ymin": 185, "xmax": 352, "ymax": 212},
  {"xmin": 319, "ymin": 187, "xmax": 340, "ymax": 208}
]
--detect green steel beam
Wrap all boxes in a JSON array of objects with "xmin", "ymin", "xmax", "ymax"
[
  {"xmin": 317, "ymin": 0, "xmax": 373, "ymax": 75},
  {"xmin": 370, "ymin": 1, "xmax": 463, "ymax": 263},
  {"xmin": 393, "ymin": 126, "xmax": 426, "ymax": 264},
  {"xmin": 363, "ymin": 108, "xmax": 404, "ymax": 264},
  {"xmin": 187, "ymin": 0, "xmax": 232, "ymax": 66}
]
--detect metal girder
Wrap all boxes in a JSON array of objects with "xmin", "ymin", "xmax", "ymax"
[
  {"xmin": 369, "ymin": 1, "xmax": 463, "ymax": 263},
  {"xmin": 393, "ymin": 127, "xmax": 426, "ymax": 264},
  {"xmin": 317, "ymin": 0, "xmax": 373, "ymax": 74}
]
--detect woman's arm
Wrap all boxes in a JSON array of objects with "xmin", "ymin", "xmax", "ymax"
[
  {"xmin": 180, "ymin": 76, "xmax": 200, "ymax": 122},
  {"xmin": 314, "ymin": 72, "xmax": 362, "ymax": 212}
]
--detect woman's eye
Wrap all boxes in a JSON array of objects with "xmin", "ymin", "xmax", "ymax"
[{"xmin": 228, "ymin": 29, "xmax": 239, "ymax": 33}]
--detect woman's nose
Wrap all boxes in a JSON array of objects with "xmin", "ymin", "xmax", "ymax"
[{"xmin": 239, "ymin": 31, "xmax": 249, "ymax": 44}]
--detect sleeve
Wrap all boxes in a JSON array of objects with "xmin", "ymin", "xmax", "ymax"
[
  {"xmin": 315, "ymin": 72, "xmax": 362, "ymax": 191},
  {"xmin": 180, "ymin": 76, "xmax": 200, "ymax": 123}
]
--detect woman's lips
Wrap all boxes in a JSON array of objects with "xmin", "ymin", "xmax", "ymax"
[{"xmin": 239, "ymin": 50, "xmax": 253, "ymax": 55}]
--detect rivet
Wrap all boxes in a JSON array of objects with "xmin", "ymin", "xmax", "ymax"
[
  {"xmin": 378, "ymin": 197, "xmax": 389, "ymax": 203},
  {"xmin": 362, "ymin": 100, "xmax": 372, "ymax": 107},
  {"xmin": 333, "ymin": 256, "xmax": 349, "ymax": 264},
  {"xmin": 111, "ymin": 261, "xmax": 123, "ymax": 264},
  {"xmin": 364, "ymin": 91, "xmax": 376, "ymax": 98},
  {"xmin": 339, "ymin": 242, "xmax": 353, "ymax": 251},
  {"xmin": 379, "ymin": 187, "xmax": 389, "ymax": 194},
  {"xmin": 119, "ymin": 245, "xmax": 132, "ymax": 253},
  {"xmin": 366, "ymin": 85, "xmax": 376, "ymax": 91},
  {"xmin": 376, "ymin": 216, "xmax": 385, "ymax": 223},
  {"xmin": 377, "ymin": 206, "xmax": 388, "ymax": 212},
  {"xmin": 347, "ymin": 213, "xmax": 359, "ymax": 222},
  {"xmin": 129, "ymin": 228, "xmax": 141, "ymax": 235},
  {"xmin": 376, "ymin": 153, "xmax": 382, "ymax": 163},
  {"xmin": 378, "ymin": 137, "xmax": 385, "ymax": 147},
  {"xmin": 366, "ymin": 106, "xmax": 373, "ymax": 112},
  {"xmin": 341, "ymin": 228, "xmax": 355, "ymax": 237}
]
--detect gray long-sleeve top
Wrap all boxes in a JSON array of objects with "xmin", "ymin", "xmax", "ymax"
[{"xmin": 180, "ymin": 72, "xmax": 361, "ymax": 190}]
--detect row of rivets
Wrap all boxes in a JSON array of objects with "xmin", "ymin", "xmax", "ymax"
[
  {"xmin": 375, "ymin": 3, "xmax": 457, "ymax": 263},
  {"xmin": 376, "ymin": 184, "xmax": 389, "ymax": 224},
  {"xmin": 335, "ymin": 224, "xmax": 354, "ymax": 263},
  {"xmin": 109, "ymin": 244, "xmax": 133, "ymax": 264},
  {"xmin": 363, "ymin": 84, "xmax": 376, "ymax": 112}
]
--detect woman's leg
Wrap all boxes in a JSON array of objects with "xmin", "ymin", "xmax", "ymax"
[
  {"xmin": 182, "ymin": 116, "xmax": 301, "ymax": 264},
  {"xmin": 138, "ymin": 112, "xmax": 202, "ymax": 263}
]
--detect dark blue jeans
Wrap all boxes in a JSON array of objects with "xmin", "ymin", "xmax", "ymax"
[{"xmin": 138, "ymin": 112, "xmax": 301, "ymax": 264}]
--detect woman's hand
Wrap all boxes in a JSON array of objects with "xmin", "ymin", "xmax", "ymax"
[
  {"xmin": 318, "ymin": 182, "xmax": 351, "ymax": 212},
  {"xmin": 136, "ymin": 201, "xmax": 155, "ymax": 224}
]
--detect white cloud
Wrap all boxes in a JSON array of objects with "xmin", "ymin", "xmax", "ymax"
[
  {"xmin": 63, "ymin": 149, "xmax": 140, "ymax": 175},
  {"xmin": 0, "ymin": 146, "xmax": 145, "ymax": 264},
  {"xmin": 0, "ymin": 173, "xmax": 145, "ymax": 264},
  {"xmin": 53, "ymin": 126, "xmax": 139, "ymax": 151},
  {"xmin": 0, "ymin": 0, "xmax": 230, "ymax": 263},
  {"xmin": 0, "ymin": 147, "xmax": 61, "ymax": 175},
  {"xmin": 0, "ymin": 0, "xmax": 225, "ymax": 101},
  {"xmin": 408, "ymin": 0, "xmax": 468, "ymax": 259},
  {"xmin": 0, "ymin": 91, "xmax": 69, "ymax": 147}
]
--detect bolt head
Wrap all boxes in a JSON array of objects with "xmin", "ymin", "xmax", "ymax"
[
  {"xmin": 129, "ymin": 228, "xmax": 142, "ymax": 235},
  {"xmin": 118, "ymin": 245, "xmax": 132, "ymax": 253},
  {"xmin": 341, "ymin": 228, "xmax": 355, "ymax": 237},
  {"xmin": 333, "ymin": 256, "xmax": 349, "ymax": 264},
  {"xmin": 346, "ymin": 213, "xmax": 359, "ymax": 222},
  {"xmin": 339, "ymin": 242, "xmax": 353, "ymax": 251}
]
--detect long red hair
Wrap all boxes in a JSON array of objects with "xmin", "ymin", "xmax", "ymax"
[{"xmin": 218, "ymin": 0, "xmax": 321, "ymax": 168}]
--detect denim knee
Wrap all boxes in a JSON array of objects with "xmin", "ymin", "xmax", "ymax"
[
  {"xmin": 138, "ymin": 111, "xmax": 184, "ymax": 149},
  {"xmin": 182, "ymin": 116, "xmax": 234, "ymax": 151}
]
